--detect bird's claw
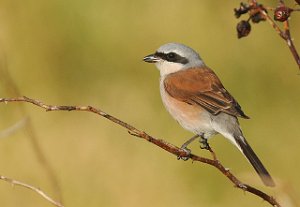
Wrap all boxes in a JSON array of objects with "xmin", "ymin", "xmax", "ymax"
[
  {"xmin": 177, "ymin": 147, "xmax": 191, "ymax": 161},
  {"xmin": 199, "ymin": 138, "xmax": 210, "ymax": 150}
]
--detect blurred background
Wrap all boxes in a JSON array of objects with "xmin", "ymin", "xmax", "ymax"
[{"xmin": 0, "ymin": 0, "xmax": 300, "ymax": 206}]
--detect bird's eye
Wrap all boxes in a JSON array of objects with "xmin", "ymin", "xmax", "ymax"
[{"xmin": 167, "ymin": 52, "xmax": 176, "ymax": 59}]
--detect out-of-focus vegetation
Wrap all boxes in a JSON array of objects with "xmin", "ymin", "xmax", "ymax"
[{"xmin": 0, "ymin": 1, "xmax": 299, "ymax": 206}]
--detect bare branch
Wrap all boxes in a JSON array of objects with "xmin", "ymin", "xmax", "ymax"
[
  {"xmin": 283, "ymin": 20, "xmax": 300, "ymax": 67},
  {"xmin": 0, "ymin": 96, "xmax": 281, "ymax": 206},
  {"xmin": 0, "ymin": 175, "xmax": 63, "ymax": 207},
  {"xmin": 259, "ymin": 9, "xmax": 287, "ymax": 39}
]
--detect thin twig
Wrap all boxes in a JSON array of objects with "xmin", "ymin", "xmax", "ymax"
[
  {"xmin": 260, "ymin": 9, "xmax": 287, "ymax": 39},
  {"xmin": 0, "ymin": 96, "xmax": 281, "ymax": 207},
  {"xmin": 283, "ymin": 20, "xmax": 300, "ymax": 67},
  {"xmin": 0, "ymin": 175, "xmax": 63, "ymax": 207}
]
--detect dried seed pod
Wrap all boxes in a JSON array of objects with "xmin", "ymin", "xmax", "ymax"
[
  {"xmin": 236, "ymin": 20, "xmax": 251, "ymax": 38},
  {"xmin": 274, "ymin": 6, "xmax": 293, "ymax": 22},
  {"xmin": 249, "ymin": 5, "xmax": 267, "ymax": 23},
  {"xmin": 234, "ymin": 2, "xmax": 250, "ymax": 18},
  {"xmin": 250, "ymin": 10, "xmax": 266, "ymax": 23}
]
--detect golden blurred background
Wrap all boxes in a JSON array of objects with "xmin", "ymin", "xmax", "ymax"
[{"xmin": 0, "ymin": 0, "xmax": 300, "ymax": 206}]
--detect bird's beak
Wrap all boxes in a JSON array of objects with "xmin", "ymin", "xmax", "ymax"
[{"xmin": 143, "ymin": 54, "xmax": 161, "ymax": 63}]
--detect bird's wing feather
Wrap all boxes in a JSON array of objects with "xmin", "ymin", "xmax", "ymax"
[{"xmin": 163, "ymin": 67, "xmax": 249, "ymax": 119}]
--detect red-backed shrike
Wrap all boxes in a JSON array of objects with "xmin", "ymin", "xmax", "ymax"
[{"xmin": 143, "ymin": 43, "xmax": 275, "ymax": 187}]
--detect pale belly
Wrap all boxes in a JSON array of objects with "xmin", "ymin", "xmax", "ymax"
[{"xmin": 160, "ymin": 83, "xmax": 217, "ymax": 138}]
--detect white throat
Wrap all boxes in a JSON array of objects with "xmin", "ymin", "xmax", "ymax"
[
  {"xmin": 155, "ymin": 61, "xmax": 183, "ymax": 77},
  {"xmin": 155, "ymin": 59, "xmax": 205, "ymax": 77}
]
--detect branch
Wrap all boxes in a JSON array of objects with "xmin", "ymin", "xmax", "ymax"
[
  {"xmin": 0, "ymin": 96, "xmax": 281, "ymax": 207},
  {"xmin": 259, "ymin": 7, "xmax": 300, "ymax": 69},
  {"xmin": 0, "ymin": 175, "xmax": 63, "ymax": 207}
]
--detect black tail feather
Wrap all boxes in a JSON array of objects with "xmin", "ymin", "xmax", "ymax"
[{"xmin": 235, "ymin": 136, "xmax": 275, "ymax": 187}]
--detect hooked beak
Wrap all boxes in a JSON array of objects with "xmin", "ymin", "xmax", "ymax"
[{"xmin": 143, "ymin": 54, "xmax": 161, "ymax": 63}]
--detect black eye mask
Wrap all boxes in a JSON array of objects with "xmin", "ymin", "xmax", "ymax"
[{"xmin": 155, "ymin": 52, "xmax": 189, "ymax": 64}]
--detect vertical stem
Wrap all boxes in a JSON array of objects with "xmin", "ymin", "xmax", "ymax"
[{"xmin": 284, "ymin": 20, "xmax": 300, "ymax": 69}]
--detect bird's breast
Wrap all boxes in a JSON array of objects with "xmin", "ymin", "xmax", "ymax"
[{"xmin": 159, "ymin": 79, "xmax": 216, "ymax": 137}]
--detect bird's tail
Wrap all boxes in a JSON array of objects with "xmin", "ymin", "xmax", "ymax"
[{"xmin": 234, "ymin": 135, "xmax": 275, "ymax": 187}]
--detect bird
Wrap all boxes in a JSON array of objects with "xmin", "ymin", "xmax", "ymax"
[{"xmin": 143, "ymin": 43, "xmax": 275, "ymax": 187}]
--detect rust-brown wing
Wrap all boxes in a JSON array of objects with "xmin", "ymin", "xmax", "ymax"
[{"xmin": 163, "ymin": 67, "xmax": 249, "ymax": 119}]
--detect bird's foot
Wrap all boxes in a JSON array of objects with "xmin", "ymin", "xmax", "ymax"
[
  {"xmin": 177, "ymin": 147, "xmax": 191, "ymax": 161},
  {"xmin": 199, "ymin": 138, "xmax": 210, "ymax": 150}
]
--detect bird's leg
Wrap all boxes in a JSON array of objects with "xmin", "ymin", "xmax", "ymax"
[
  {"xmin": 199, "ymin": 135, "xmax": 211, "ymax": 150},
  {"xmin": 177, "ymin": 134, "xmax": 199, "ymax": 161},
  {"xmin": 181, "ymin": 134, "xmax": 199, "ymax": 149}
]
